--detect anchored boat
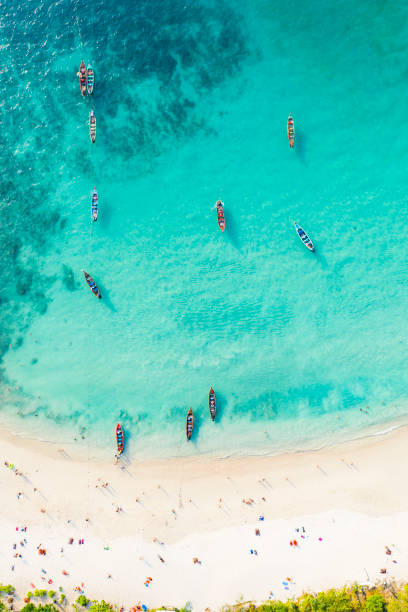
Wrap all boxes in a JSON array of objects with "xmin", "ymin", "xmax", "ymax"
[
  {"xmin": 116, "ymin": 424, "xmax": 124, "ymax": 455},
  {"xmin": 87, "ymin": 64, "xmax": 94, "ymax": 95},
  {"xmin": 91, "ymin": 188, "xmax": 98, "ymax": 222},
  {"xmin": 78, "ymin": 60, "xmax": 87, "ymax": 97},
  {"xmin": 82, "ymin": 270, "xmax": 102, "ymax": 298},
  {"xmin": 89, "ymin": 110, "xmax": 96, "ymax": 143},
  {"xmin": 209, "ymin": 387, "xmax": 216, "ymax": 421},
  {"xmin": 287, "ymin": 113, "xmax": 295, "ymax": 148},
  {"xmin": 216, "ymin": 200, "xmax": 225, "ymax": 232},
  {"xmin": 294, "ymin": 222, "xmax": 315, "ymax": 252},
  {"xmin": 186, "ymin": 408, "xmax": 194, "ymax": 440}
]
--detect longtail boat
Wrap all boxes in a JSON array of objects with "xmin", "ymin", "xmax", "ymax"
[
  {"xmin": 294, "ymin": 222, "xmax": 315, "ymax": 252},
  {"xmin": 82, "ymin": 269, "xmax": 102, "ymax": 298},
  {"xmin": 186, "ymin": 408, "xmax": 194, "ymax": 440},
  {"xmin": 87, "ymin": 64, "xmax": 94, "ymax": 95},
  {"xmin": 89, "ymin": 110, "xmax": 96, "ymax": 143},
  {"xmin": 91, "ymin": 188, "xmax": 98, "ymax": 222},
  {"xmin": 287, "ymin": 113, "xmax": 295, "ymax": 148},
  {"xmin": 116, "ymin": 424, "xmax": 124, "ymax": 455},
  {"xmin": 209, "ymin": 387, "xmax": 216, "ymax": 421},
  {"xmin": 216, "ymin": 200, "xmax": 225, "ymax": 232},
  {"xmin": 78, "ymin": 60, "xmax": 87, "ymax": 97}
]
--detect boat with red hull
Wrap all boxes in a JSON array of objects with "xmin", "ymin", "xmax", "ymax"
[
  {"xmin": 78, "ymin": 60, "xmax": 87, "ymax": 97},
  {"xmin": 216, "ymin": 200, "xmax": 225, "ymax": 232}
]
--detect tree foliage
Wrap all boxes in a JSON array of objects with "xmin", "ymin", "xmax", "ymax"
[
  {"xmin": 0, "ymin": 585, "xmax": 15, "ymax": 595},
  {"xmin": 219, "ymin": 584, "xmax": 408, "ymax": 612},
  {"xmin": 89, "ymin": 600, "xmax": 114, "ymax": 612},
  {"xmin": 20, "ymin": 605, "xmax": 59, "ymax": 612},
  {"xmin": 365, "ymin": 595, "xmax": 386, "ymax": 612}
]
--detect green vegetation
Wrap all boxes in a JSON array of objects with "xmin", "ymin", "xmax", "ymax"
[
  {"xmin": 89, "ymin": 601, "xmax": 114, "ymax": 612},
  {"xmin": 1, "ymin": 583, "xmax": 408, "ymax": 612},
  {"xmin": 219, "ymin": 584, "xmax": 408, "ymax": 612},
  {"xmin": 0, "ymin": 586, "xmax": 15, "ymax": 596},
  {"xmin": 76, "ymin": 595, "xmax": 90, "ymax": 607},
  {"xmin": 20, "ymin": 605, "xmax": 59, "ymax": 612}
]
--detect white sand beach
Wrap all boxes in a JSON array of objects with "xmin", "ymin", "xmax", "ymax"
[{"xmin": 0, "ymin": 425, "xmax": 407, "ymax": 610}]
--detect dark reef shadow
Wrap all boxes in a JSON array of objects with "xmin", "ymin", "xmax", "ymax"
[
  {"xmin": 295, "ymin": 128, "xmax": 306, "ymax": 162},
  {"xmin": 226, "ymin": 210, "xmax": 240, "ymax": 250}
]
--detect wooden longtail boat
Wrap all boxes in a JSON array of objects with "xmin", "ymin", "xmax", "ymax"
[
  {"xmin": 209, "ymin": 387, "xmax": 216, "ymax": 421},
  {"xmin": 87, "ymin": 64, "xmax": 94, "ymax": 95},
  {"xmin": 89, "ymin": 110, "xmax": 96, "ymax": 143},
  {"xmin": 287, "ymin": 113, "xmax": 295, "ymax": 148},
  {"xmin": 294, "ymin": 222, "xmax": 315, "ymax": 252},
  {"xmin": 186, "ymin": 408, "xmax": 194, "ymax": 440},
  {"xmin": 78, "ymin": 60, "xmax": 87, "ymax": 97},
  {"xmin": 216, "ymin": 200, "xmax": 225, "ymax": 232},
  {"xmin": 116, "ymin": 424, "xmax": 124, "ymax": 455},
  {"xmin": 91, "ymin": 188, "xmax": 98, "ymax": 222},
  {"xmin": 82, "ymin": 269, "xmax": 102, "ymax": 298}
]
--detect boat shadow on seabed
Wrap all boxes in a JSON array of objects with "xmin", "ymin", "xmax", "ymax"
[
  {"xmin": 213, "ymin": 391, "xmax": 226, "ymax": 422},
  {"xmin": 225, "ymin": 209, "xmax": 240, "ymax": 250},
  {"xmin": 98, "ymin": 283, "xmax": 116, "ymax": 312},
  {"xmin": 294, "ymin": 127, "xmax": 306, "ymax": 163}
]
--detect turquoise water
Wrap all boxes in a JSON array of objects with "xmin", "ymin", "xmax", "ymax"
[{"xmin": 1, "ymin": 0, "xmax": 408, "ymax": 457}]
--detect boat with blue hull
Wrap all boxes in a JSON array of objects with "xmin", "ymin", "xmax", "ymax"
[
  {"xmin": 91, "ymin": 188, "xmax": 98, "ymax": 222},
  {"xmin": 294, "ymin": 222, "xmax": 315, "ymax": 252},
  {"xmin": 82, "ymin": 270, "xmax": 102, "ymax": 298},
  {"xmin": 209, "ymin": 387, "xmax": 216, "ymax": 421},
  {"xmin": 116, "ymin": 423, "xmax": 124, "ymax": 455},
  {"xmin": 87, "ymin": 64, "xmax": 94, "ymax": 95}
]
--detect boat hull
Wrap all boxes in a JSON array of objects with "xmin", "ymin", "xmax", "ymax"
[
  {"xmin": 87, "ymin": 65, "xmax": 94, "ymax": 95},
  {"xmin": 209, "ymin": 387, "xmax": 216, "ymax": 421},
  {"xmin": 82, "ymin": 270, "xmax": 102, "ymax": 298},
  {"xmin": 294, "ymin": 222, "xmax": 315, "ymax": 252},
  {"xmin": 116, "ymin": 424, "xmax": 124, "ymax": 454},
  {"xmin": 91, "ymin": 189, "xmax": 98, "ymax": 222},
  {"xmin": 287, "ymin": 114, "xmax": 295, "ymax": 148},
  {"xmin": 78, "ymin": 60, "xmax": 87, "ymax": 97},
  {"xmin": 216, "ymin": 200, "xmax": 225, "ymax": 232},
  {"xmin": 186, "ymin": 408, "xmax": 194, "ymax": 440},
  {"xmin": 89, "ymin": 112, "xmax": 96, "ymax": 143}
]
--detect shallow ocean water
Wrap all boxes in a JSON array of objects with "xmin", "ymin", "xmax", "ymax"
[{"xmin": 1, "ymin": 0, "xmax": 408, "ymax": 457}]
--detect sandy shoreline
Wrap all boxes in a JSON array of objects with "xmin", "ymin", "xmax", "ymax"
[{"xmin": 1, "ymin": 423, "xmax": 408, "ymax": 610}]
